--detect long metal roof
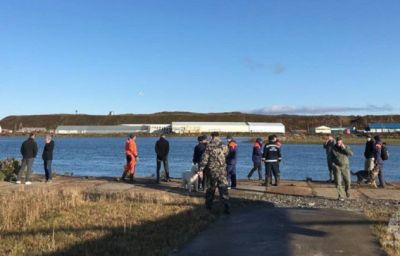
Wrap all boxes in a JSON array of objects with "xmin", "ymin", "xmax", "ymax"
[
  {"xmin": 247, "ymin": 122, "xmax": 285, "ymax": 127},
  {"xmin": 368, "ymin": 123, "xmax": 400, "ymax": 129}
]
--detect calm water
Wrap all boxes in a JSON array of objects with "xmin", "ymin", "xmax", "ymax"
[{"xmin": 0, "ymin": 136, "xmax": 399, "ymax": 181}]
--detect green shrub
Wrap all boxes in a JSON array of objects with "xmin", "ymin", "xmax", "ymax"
[{"xmin": 0, "ymin": 158, "xmax": 21, "ymax": 182}]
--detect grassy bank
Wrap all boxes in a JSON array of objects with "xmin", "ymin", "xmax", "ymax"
[
  {"xmin": 365, "ymin": 207, "xmax": 400, "ymax": 256},
  {"xmin": 0, "ymin": 188, "xmax": 215, "ymax": 256}
]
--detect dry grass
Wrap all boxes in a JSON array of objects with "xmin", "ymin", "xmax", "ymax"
[
  {"xmin": 365, "ymin": 207, "xmax": 400, "ymax": 256},
  {"xmin": 0, "ymin": 188, "xmax": 215, "ymax": 256}
]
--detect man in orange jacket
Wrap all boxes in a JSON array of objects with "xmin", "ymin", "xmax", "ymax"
[{"xmin": 121, "ymin": 134, "xmax": 138, "ymax": 183}]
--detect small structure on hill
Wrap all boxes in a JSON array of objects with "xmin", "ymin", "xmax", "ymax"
[{"xmin": 314, "ymin": 126, "xmax": 331, "ymax": 134}]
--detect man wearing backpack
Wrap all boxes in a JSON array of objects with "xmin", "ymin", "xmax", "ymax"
[{"xmin": 374, "ymin": 135, "xmax": 387, "ymax": 188}]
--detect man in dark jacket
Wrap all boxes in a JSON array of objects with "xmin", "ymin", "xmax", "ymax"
[
  {"xmin": 263, "ymin": 135, "xmax": 282, "ymax": 187},
  {"xmin": 193, "ymin": 135, "xmax": 208, "ymax": 190},
  {"xmin": 17, "ymin": 133, "xmax": 38, "ymax": 185},
  {"xmin": 155, "ymin": 134, "xmax": 170, "ymax": 183},
  {"xmin": 247, "ymin": 138, "xmax": 263, "ymax": 180},
  {"xmin": 226, "ymin": 136, "xmax": 238, "ymax": 189},
  {"xmin": 323, "ymin": 135, "xmax": 336, "ymax": 183},
  {"xmin": 374, "ymin": 135, "xmax": 385, "ymax": 188},
  {"xmin": 364, "ymin": 135, "xmax": 375, "ymax": 172},
  {"xmin": 42, "ymin": 135, "xmax": 55, "ymax": 182}
]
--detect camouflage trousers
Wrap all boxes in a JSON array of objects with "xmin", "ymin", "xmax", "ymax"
[
  {"xmin": 205, "ymin": 172, "xmax": 230, "ymax": 211},
  {"xmin": 333, "ymin": 163, "xmax": 351, "ymax": 198}
]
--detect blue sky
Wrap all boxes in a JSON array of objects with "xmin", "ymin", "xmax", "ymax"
[{"xmin": 0, "ymin": 0, "xmax": 399, "ymax": 118}]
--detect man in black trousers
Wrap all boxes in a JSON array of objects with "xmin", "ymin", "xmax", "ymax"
[
  {"xmin": 263, "ymin": 135, "xmax": 282, "ymax": 187},
  {"xmin": 42, "ymin": 134, "xmax": 55, "ymax": 183},
  {"xmin": 155, "ymin": 134, "xmax": 170, "ymax": 183}
]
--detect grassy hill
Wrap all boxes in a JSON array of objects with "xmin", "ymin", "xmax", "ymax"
[{"xmin": 1, "ymin": 112, "xmax": 400, "ymax": 132}]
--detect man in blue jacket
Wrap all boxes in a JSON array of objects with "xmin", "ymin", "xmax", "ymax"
[
  {"xmin": 263, "ymin": 135, "xmax": 282, "ymax": 187},
  {"xmin": 226, "ymin": 135, "xmax": 238, "ymax": 189},
  {"xmin": 247, "ymin": 138, "xmax": 263, "ymax": 180},
  {"xmin": 374, "ymin": 135, "xmax": 386, "ymax": 188}
]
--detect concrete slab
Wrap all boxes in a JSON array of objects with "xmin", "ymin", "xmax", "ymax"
[
  {"xmin": 359, "ymin": 189, "xmax": 400, "ymax": 200},
  {"xmin": 175, "ymin": 207, "xmax": 386, "ymax": 256}
]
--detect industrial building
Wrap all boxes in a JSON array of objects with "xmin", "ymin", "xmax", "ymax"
[
  {"xmin": 56, "ymin": 125, "xmax": 147, "ymax": 135},
  {"xmin": 55, "ymin": 124, "xmax": 171, "ymax": 135},
  {"xmin": 172, "ymin": 122, "xmax": 285, "ymax": 134},
  {"xmin": 367, "ymin": 123, "xmax": 400, "ymax": 133},
  {"xmin": 16, "ymin": 127, "xmax": 47, "ymax": 133}
]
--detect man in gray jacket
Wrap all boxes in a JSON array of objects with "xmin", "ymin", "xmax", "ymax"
[
  {"xmin": 323, "ymin": 135, "xmax": 335, "ymax": 183},
  {"xmin": 330, "ymin": 137, "xmax": 353, "ymax": 200}
]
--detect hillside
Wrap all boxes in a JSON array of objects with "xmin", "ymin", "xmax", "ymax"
[{"xmin": 1, "ymin": 112, "xmax": 400, "ymax": 132}]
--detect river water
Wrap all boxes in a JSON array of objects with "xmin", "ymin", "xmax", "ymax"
[{"xmin": 0, "ymin": 136, "xmax": 399, "ymax": 181}]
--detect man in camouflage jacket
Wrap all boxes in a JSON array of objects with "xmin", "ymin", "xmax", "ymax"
[
  {"xmin": 200, "ymin": 132, "xmax": 230, "ymax": 214},
  {"xmin": 330, "ymin": 137, "xmax": 353, "ymax": 200}
]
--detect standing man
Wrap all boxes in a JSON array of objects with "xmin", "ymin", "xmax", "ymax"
[
  {"xmin": 364, "ymin": 135, "xmax": 375, "ymax": 172},
  {"xmin": 199, "ymin": 132, "xmax": 230, "ymax": 214},
  {"xmin": 263, "ymin": 135, "xmax": 282, "ymax": 187},
  {"xmin": 155, "ymin": 134, "xmax": 170, "ymax": 183},
  {"xmin": 193, "ymin": 135, "xmax": 208, "ymax": 190},
  {"xmin": 226, "ymin": 135, "xmax": 238, "ymax": 189},
  {"xmin": 42, "ymin": 134, "xmax": 55, "ymax": 183},
  {"xmin": 323, "ymin": 135, "xmax": 336, "ymax": 183},
  {"xmin": 121, "ymin": 134, "xmax": 138, "ymax": 183},
  {"xmin": 16, "ymin": 133, "xmax": 38, "ymax": 185},
  {"xmin": 247, "ymin": 138, "xmax": 263, "ymax": 181},
  {"xmin": 331, "ymin": 137, "xmax": 353, "ymax": 201},
  {"xmin": 374, "ymin": 135, "xmax": 386, "ymax": 188}
]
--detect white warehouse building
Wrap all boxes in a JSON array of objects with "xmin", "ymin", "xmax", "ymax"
[
  {"xmin": 55, "ymin": 125, "xmax": 148, "ymax": 135},
  {"xmin": 172, "ymin": 122, "xmax": 285, "ymax": 134}
]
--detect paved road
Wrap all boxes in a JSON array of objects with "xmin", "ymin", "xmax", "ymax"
[{"xmin": 175, "ymin": 207, "xmax": 386, "ymax": 256}]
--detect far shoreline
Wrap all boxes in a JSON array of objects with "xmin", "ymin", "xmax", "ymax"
[{"xmin": 2, "ymin": 133, "xmax": 400, "ymax": 145}]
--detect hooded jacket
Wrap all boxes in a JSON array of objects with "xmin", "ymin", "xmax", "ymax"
[
  {"xmin": 374, "ymin": 141, "xmax": 384, "ymax": 166},
  {"xmin": 193, "ymin": 142, "xmax": 207, "ymax": 164},
  {"xmin": 21, "ymin": 138, "xmax": 38, "ymax": 159},
  {"xmin": 42, "ymin": 140, "xmax": 55, "ymax": 161},
  {"xmin": 155, "ymin": 137, "xmax": 170, "ymax": 161},
  {"xmin": 252, "ymin": 141, "xmax": 263, "ymax": 163},
  {"xmin": 330, "ymin": 144, "xmax": 353, "ymax": 167},
  {"xmin": 125, "ymin": 138, "xmax": 138, "ymax": 159},
  {"xmin": 226, "ymin": 140, "xmax": 238, "ymax": 165},
  {"xmin": 364, "ymin": 139, "xmax": 375, "ymax": 159},
  {"xmin": 263, "ymin": 142, "xmax": 282, "ymax": 162},
  {"xmin": 323, "ymin": 139, "xmax": 335, "ymax": 157}
]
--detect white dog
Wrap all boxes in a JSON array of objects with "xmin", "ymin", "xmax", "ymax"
[{"xmin": 182, "ymin": 165, "xmax": 200, "ymax": 192}]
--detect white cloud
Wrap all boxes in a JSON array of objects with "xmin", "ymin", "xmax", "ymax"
[{"xmin": 138, "ymin": 91, "xmax": 145, "ymax": 97}]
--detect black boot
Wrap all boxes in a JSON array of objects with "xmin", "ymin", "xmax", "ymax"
[
  {"xmin": 130, "ymin": 174, "xmax": 135, "ymax": 184},
  {"xmin": 121, "ymin": 171, "xmax": 127, "ymax": 181},
  {"xmin": 265, "ymin": 178, "xmax": 271, "ymax": 187}
]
